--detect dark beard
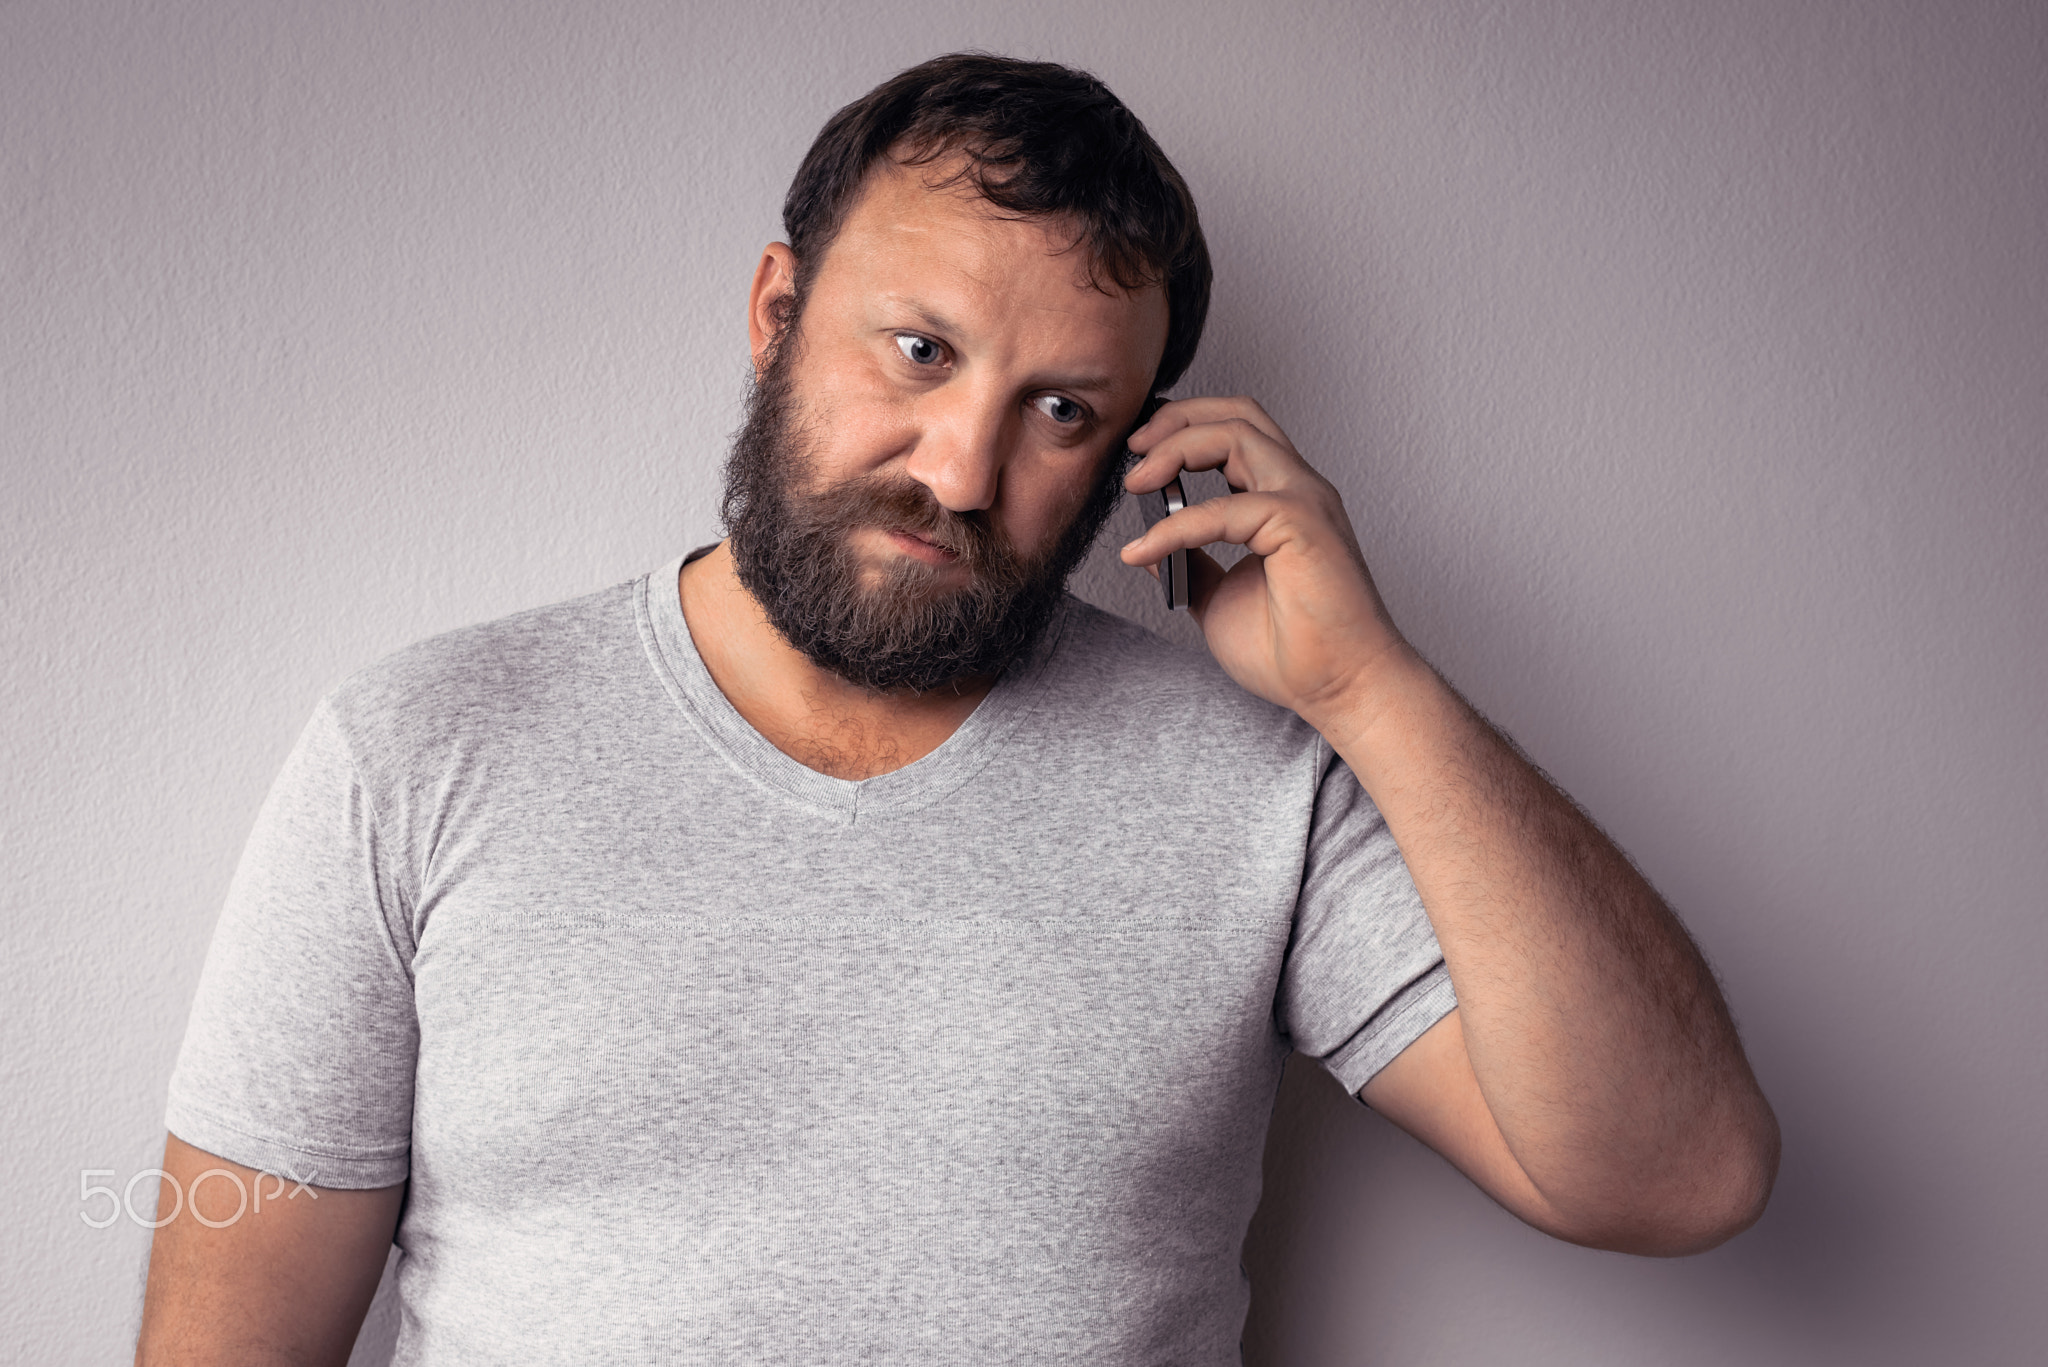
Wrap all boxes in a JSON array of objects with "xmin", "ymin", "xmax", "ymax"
[{"xmin": 720, "ymin": 333, "xmax": 1126, "ymax": 695}]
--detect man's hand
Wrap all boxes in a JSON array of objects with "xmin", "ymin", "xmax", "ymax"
[
  {"xmin": 1122, "ymin": 396, "xmax": 1779, "ymax": 1255},
  {"xmin": 1120, "ymin": 396, "xmax": 1411, "ymax": 731},
  {"xmin": 136, "ymin": 1133, "xmax": 402, "ymax": 1365}
]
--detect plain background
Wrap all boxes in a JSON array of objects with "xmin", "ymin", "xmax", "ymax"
[{"xmin": 4, "ymin": 1, "xmax": 2044, "ymax": 1363}]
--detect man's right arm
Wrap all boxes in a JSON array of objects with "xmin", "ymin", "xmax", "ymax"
[{"xmin": 136, "ymin": 1132, "xmax": 403, "ymax": 1367}]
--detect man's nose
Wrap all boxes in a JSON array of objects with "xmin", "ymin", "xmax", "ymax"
[{"xmin": 902, "ymin": 388, "xmax": 1011, "ymax": 513}]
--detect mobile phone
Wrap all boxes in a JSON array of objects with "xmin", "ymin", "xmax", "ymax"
[
  {"xmin": 1143, "ymin": 478, "xmax": 1192, "ymax": 611},
  {"xmin": 1126, "ymin": 396, "xmax": 1190, "ymax": 612}
]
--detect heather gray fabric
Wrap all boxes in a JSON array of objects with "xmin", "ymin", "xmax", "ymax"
[{"xmin": 166, "ymin": 556, "xmax": 1456, "ymax": 1366}]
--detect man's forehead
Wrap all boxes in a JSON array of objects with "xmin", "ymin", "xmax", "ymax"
[
  {"xmin": 818, "ymin": 158, "xmax": 1167, "ymax": 351},
  {"xmin": 840, "ymin": 157, "xmax": 1082, "ymax": 266}
]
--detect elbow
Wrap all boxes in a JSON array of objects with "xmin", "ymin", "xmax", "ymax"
[
  {"xmin": 1710, "ymin": 1102, "xmax": 1783, "ymax": 1247},
  {"xmin": 1563, "ymin": 1097, "xmax": 1783, "ymax": 1257},
  {"xmin": 1643, "ymin": 1126, "xmax": 1779, "ymax": 1256},
  {"xmin": 1682, "ymin": 1085, "xmax": 1783, "ymax": 1252}
]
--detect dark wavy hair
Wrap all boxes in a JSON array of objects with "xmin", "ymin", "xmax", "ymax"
[{"xmin": 779, "ymin": 52, "xmax": 1211, "ymax": 394}]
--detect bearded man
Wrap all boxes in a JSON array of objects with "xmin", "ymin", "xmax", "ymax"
[{"xmin": 139, "ymin": 53, "xmax": 1778, "ymax": 1366}]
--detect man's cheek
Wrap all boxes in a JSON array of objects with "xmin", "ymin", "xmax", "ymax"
[
  {"xmin": 804, "ymin": 374, "xmax": 922, "ymax": 470},
  {"xmin": 1027, "ymin": 456, "xmax": 1115, "ymax": 544}
]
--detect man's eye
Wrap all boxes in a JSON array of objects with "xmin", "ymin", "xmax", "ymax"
[
  {"xmin": 895, "ymin": 334, "xmax": 942, "ymax": 366},
  {"xmin": 1033, "ymin": 395, "xmax": 1084, "ymax": 425}
]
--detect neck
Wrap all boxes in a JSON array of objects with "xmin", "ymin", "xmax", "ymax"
[{"xmin": 678, "ymin": 541, "xmax": 998, "ymax": 781}]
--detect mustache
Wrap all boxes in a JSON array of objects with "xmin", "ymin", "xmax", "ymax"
[{"xmin": 806, "ymin": 471, "xmax": 1013, "ymax": 575}]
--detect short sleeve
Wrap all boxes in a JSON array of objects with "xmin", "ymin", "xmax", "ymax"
[
  {"xmin": 164, "ymin": 700, "xmax": 418, "ymax": 1189},
  {"xmin": 1278, "ymin": 741, "xmax": 1458, "ymax": 1094}
]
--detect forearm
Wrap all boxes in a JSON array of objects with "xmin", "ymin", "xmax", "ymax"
[{"xmin": 1312, "ymin": 645, "xmax": 1778, "ymax": 1246}]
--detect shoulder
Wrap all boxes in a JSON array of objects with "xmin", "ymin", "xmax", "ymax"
[
  {"xmin": 317, "ymin": 576, "xmax": 644, "ymax": 763},
  {"xmin": 1049, "ymin": 596, "xmax": 1278, "ymax": 720},
  {"xmin": 1039, "ymin": 597, "xmax": 1323, "ymax": 766}
]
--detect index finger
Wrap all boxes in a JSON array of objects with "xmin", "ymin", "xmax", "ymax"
[{"xmin": 1130, "ymin": 395, "xmax": 1290, "ymax": 453}]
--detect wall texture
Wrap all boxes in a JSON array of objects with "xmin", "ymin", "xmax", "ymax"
[{"xmin": 4, "ymin": 2, "xmax": 2044, "ymax": 1363}]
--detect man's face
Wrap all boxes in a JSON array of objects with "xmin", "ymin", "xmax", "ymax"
[{"xmin": 722, "ymin": 158, "xmax": 1170, "ymax": 693}]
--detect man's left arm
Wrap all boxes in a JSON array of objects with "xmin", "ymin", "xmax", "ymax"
[{"xmin": 1122, "ymin": 397, "xmax": 1779, "ymax": 1256}]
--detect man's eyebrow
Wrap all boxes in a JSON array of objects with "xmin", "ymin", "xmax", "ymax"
[
  {"xmin": 1031, "ymin": 370, "xmax": 1119, "ymax": 395},
  {"xmin": 888, "ymin": 297, "xmax": 1119, "ymax": 394},
  {"xmin": 890, "ymin": 298, "xmax": 967, "ymax": 342}
]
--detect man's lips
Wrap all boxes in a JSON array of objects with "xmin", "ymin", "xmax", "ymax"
[{"xmin": 883, "ymin": 528, "xmax": 963, "ymax": 565}]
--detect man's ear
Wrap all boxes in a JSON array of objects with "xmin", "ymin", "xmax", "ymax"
[{"xmin": 748, "ymin": 243, "xmax": 800, "ymax": 378}]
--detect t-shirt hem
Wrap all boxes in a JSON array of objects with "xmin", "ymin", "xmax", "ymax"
[
  {"xmin": 164, "ymin": 1096, "xmax": 410, "ymax": 1190},
  {"xmin": 1319, "ymin": 960, "xmax": 1458, "ymax": 1094}
]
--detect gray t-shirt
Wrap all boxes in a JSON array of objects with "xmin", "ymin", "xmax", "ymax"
[{"xmin": 166, "ymin": 557, "xmax": 1455, "ymax": 1365}]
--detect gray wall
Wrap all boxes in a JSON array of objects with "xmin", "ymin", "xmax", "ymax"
[{"xmin": 5, "ymin": 2, "xmax": 2043, "ymax": 1363}]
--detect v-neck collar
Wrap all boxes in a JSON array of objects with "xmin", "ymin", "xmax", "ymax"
[{"xmin": 635, "ymin": 555, "xmax": 1069, "ymax": 827}]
